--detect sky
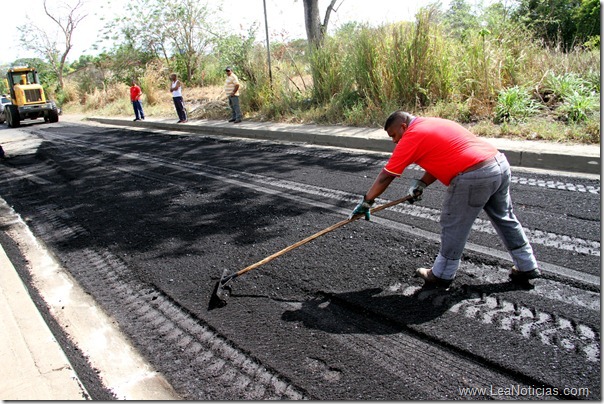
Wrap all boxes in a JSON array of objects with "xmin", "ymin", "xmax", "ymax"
[{"xmin": 0, "ymin": 0, "xmax": 466, "ymax": 65}]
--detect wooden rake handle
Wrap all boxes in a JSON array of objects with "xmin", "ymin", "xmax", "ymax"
[{"xmin": 233, "ymin": 195, "xmax": 413, "ymax": 278}]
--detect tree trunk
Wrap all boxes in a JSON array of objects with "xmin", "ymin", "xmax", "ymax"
[
  {"xmin": 303, "ymin": 0, "xmax": 340, "ymax": 49},
  {"xmin": 303, "ymin": 0, "xmax": 322, "ymax": 48}
]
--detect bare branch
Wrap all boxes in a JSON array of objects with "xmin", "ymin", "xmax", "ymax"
[
  {"xmin": 37, "ymin": 0, "xmax": 89, "ymax": 88},
  {"xmin": 323, "ymin": 0, "xmax": 343, "ymax": 30}
]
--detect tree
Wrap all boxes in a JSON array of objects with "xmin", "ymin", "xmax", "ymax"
[
  {"xmin": 19, "ymin": 0, "xmax": 88, "ymax": 89},
  {"xmin": 442, "ymin": 0, "xmax": 479, "ymax": 40},
  {"xmin": 108, "ymin": 0, "xmax": 219, "ymax": 83},
  {"xmin": 214, "ymin": 30, "xmax": 258, "ymax": 82},
  {"xmin": 302, "ymin": 0, "xmax": 342, "ymax": 48},
  {"xmin": 168, "ymin": 0, "xmax": 217, "ymax": 83},
  {"xmin": 107, "ymin": 0, "xmax": 172, "ymax": 67},
  {"xmin": 513, "ymin": 0, "xmax": 600, "ymax": 50},
  {"xmin": 574, "ymin": 0, "xmax": 601, "ymax": 47}
]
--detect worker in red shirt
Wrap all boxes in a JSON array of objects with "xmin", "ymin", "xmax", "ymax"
[
  {"xmin": 130, "ymin": 80, "xmax": 145, "ymax": 121},
  {"xmin": 350, "ymin": 110, "xmax": 540, "ymax": 288}
]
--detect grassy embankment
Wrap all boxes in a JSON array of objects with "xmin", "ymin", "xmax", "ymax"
[{"xmin": 62, "ymin": 9, "xmax": 600, "ymax": 145}]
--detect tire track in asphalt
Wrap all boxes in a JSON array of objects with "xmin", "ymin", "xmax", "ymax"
[
  {"xmin": 386, "ymin": 281, "xmax": 600, "ymax": 364},
  {"xmin": 24, "ymin": 202, "xmax": 309, "ymax": 400},
  {"xmin": 315, "ymin": 284, "xmax": 599, "ymax": 398},
  {"xmin": 280, "ymin": 298, "xmax": 557, "ymax": 400},
  {"xmin": 445, "ymin": 290, "xmax": 599, "ymax": 362}
]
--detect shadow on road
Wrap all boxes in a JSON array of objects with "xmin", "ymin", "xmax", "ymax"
[{"xmin": 281, "ymin": 281, "xmax": 531, "ymax": 334}]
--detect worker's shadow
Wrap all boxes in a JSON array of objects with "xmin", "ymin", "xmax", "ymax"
[{"xmin": 281, "ymin": 281, "xmax": 530, "ymax": 335}]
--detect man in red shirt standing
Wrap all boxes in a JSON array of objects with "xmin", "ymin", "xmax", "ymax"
[
  {"xmin": 350, "ymin": 110, "xmax": 540, "ymax": 288},
  {"xmin": 130, "ymin": 80, "xmax": 145, "ymax": 121}
]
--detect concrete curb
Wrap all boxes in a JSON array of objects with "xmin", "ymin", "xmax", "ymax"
[
  {"xmin": 0, "ymin": 197, "xmax": 182, "ymax": 401},
  {"xmin": 0, "ymin": 244, "xmax": 89, "ymax": 400},
  {"xmin": 87, "ymin": 117, "xmax": 600, "ymax": 175}
]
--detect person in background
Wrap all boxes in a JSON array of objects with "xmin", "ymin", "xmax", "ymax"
[
  {"xmin": 350, "ymin": 110, "xmax": 541, "ymax": 288},
  {"xmin": 224, "ymin": 67, "xmax": 242, "ymax": 123},
  {"xmin": 169, "ymin": 73, "xmax": 187, "ymax": 123},
  {"xmin": 130, "ymin": 80, "xmax": 145, "ymax": 121}
]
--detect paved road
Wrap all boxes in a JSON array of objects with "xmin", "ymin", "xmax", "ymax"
[{"xmin": 0, "ymin": 118, "xmax": 600, "ymax": 400}]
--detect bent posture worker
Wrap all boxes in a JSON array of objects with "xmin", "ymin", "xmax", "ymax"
[{"xmin": 350, "ymin": 110, "xmax": 541, "ymax": 288}]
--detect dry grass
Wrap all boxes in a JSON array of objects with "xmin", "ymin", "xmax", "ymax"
[
  {"xmin": 62, "ymin": 63, "xmax": 598, "ymax": 145},
  {"xmin": 64, "ymin": 82, "xmax": 232, "ymax": 120}
]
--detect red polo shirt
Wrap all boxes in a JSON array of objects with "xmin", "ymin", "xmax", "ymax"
[
  {"xmin": 383, "ymin": 117, "xmax": 498, "ymax": 186},
  {"xmin": 130, "ymin": 85, "xmax": 142, "ymax": 102}
]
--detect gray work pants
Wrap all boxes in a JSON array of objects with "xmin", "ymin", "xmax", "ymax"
[
  {"xmin": 228, "ymin": 95, "xmax": 242, "ymax": 121},
  {"xmin": 432, "ymin": 153, "xmax": 538, "ymax": 280}
]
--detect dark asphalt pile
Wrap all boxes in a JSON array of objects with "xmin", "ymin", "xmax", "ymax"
[{"xmin": 0, "ymin": 123, "xmax": 599, "ymax": 400}]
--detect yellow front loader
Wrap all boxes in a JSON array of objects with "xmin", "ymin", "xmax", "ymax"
[{"xmin": 4, "ymin": 66, "xmax": 59, "ymax": 128}]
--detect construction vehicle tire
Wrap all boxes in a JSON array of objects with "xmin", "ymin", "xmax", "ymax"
[
  {"xmin": 6, "ymin": 105, "xmax": 20, "ymax": 128},
  {"xmin": 48, "ymin": 109, "xmax": 59, "ymax": 123}
]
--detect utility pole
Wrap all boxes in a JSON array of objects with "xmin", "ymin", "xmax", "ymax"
[{"xmin": 263, "ymin": 0, "xmax": 273, "ymax": 86}]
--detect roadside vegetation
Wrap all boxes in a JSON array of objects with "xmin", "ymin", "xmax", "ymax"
[{"xmin": 2, "ymin": 0, "xmax": 600, "ymax": 144}]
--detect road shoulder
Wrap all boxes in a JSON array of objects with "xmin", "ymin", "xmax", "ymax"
[
  {"xmin": 0, "ymin": 243, "xmax": 88, "ymax": 400},
  {"xmin": 0, "ymin": 195, "xmax": 181, "ymax": 400}
]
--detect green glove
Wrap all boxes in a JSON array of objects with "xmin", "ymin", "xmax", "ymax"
[
  {"xmin": 408, "ymin": 179, "xmax": 427, "ymax": 204},
  {"xmin": 349, "ymin": 197, "xmax": 375, "ymax": 220}
]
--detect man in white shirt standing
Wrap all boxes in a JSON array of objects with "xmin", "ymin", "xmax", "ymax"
[
  {"xmin": 224, "ymin": 67, "xmax": 242, "ymax": 123},
  {"xmin": 169, "ymin": 73, "xmax": 187, "ymax": 123}
]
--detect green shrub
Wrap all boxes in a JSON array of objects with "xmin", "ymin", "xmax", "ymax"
[
  {"xmin": 558, "ymin": 91, "xmax": 599, "ymax": 123},
  {"xmin": 540, "ymin": 72, "xmax": 590, "ymax": 102},
  {"xmin": 582, "ymin": 70, "xmax": 601, "ymax": 93},
  {"xmin": 494, "ymin": 86, "xmax": 540, "ymax": 123}
]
